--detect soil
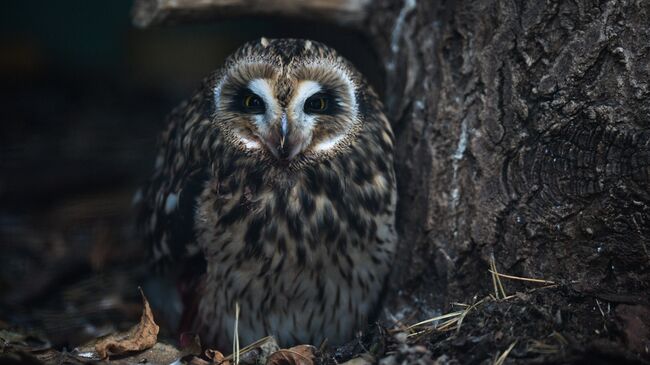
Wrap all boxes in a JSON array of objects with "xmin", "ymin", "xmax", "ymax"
[
  {"xmin": 1, "ymin": 199, "xmax": 648, "ymax": 364},
  {"xmin": 3, "ymin": 277, "xmax": 649, "ymax": 365}
]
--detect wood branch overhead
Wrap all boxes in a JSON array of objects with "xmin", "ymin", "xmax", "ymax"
[{"xmin": 132, "ymin": 0, "xmax": 372, "ymax": 28}]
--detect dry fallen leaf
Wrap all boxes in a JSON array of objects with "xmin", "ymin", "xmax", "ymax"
[
  {"xmin": 188, "ymin": 355, "xmax": 213, "ymax": 365},
  {"xmin": 94, "ymin": 288, "xmax": 159, "ymax": 359},
  {"xmin": 205, "ymin": 348, "xmax": 229, "ymax": 365},
  {"xmin": 266, "ymin": 344, "xmax": 316, "ymax": 365}
]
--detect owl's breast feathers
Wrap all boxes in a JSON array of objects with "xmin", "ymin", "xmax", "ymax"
[{"xmin": 195, "ymin": 93, "xmax": 396, "ymax": 346}]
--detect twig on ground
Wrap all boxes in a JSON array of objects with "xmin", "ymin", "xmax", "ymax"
[
  {"xmin": 233, "ymin": 302, "xmax": 240, "ymax": 365},
  {"xmin": 490, "ymin": 256, "xmax": 508, "ymax": 299},
  {"xmin": 493, "ymin": 341, "xmax": 517, "ymax": 365},
  {"xmin": 487, "ymin": 270, "xmax": 556, "ymax": 285}
]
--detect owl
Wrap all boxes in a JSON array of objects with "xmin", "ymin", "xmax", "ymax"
[{"xmin": 139, "ymin": 38, "xmax": 397, "ymax": 350}]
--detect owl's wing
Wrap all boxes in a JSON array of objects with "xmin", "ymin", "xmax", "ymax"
[{"xmin": 137, "ymin": 92, "xmax": 214, "ymax": 271}]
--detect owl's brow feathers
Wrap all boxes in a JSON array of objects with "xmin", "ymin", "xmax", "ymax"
[{"xmin": 212, "ymin": 60, "xmax": 358, "ymax": 117}]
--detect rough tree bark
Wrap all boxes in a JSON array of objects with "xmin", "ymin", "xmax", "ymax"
[
  {"xmin": 368, "ymin": 0, "xmax": 650, "ymax": 362},
  {"xmin": 375, "ymin": 0, "xmax": 650, "ymax": 304},
  {"xmin": 133, "ymin": 0, "xmax": 650, "ymax": 363}
]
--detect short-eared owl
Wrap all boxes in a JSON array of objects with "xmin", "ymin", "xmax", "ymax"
[{"xmin": 139, "ymin": 38, "xmax": 396, "ymax": 350}]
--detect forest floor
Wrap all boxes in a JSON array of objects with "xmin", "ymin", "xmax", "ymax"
[{"xmin": 1, "ymin": 197, "xmax": 648, "ymax": 365}]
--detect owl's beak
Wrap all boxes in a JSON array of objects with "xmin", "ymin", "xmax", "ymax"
[
  {"xmin": 263, "ymin": 113, "xmax": 303, "ymax": 161},
  {"xmin": 278, "ymin": 113, "xmax": 289, "ymax": 157}
]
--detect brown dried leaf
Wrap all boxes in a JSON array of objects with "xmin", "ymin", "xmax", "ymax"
[
  {"xmin": 266, "ymin": 345, "xmax": 316, "ymax": 365},
  {"xmin": 205, "ymin": 348, "xmax": 230, "ymax": 365},
  {"xmin": 188, "ymin": 355, "xmax": 213, "ymax": 365},
  {"xmin": 94, "ymin": 288, "xmax": 159, "ymax": 359}
]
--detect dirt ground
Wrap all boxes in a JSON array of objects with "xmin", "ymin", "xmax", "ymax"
[{"xmin": 1, "ymin": 201, "xmax": 648, "ymax": 365}]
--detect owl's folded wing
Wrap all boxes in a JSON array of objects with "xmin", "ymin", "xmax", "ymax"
[{"xmin": 136, "ymin": 92, "xmax": 214, "ymax": 271}]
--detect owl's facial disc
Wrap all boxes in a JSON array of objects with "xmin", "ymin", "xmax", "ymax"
[{"xmin": 215, "ymin": 61, "xmax": 359, "ymax": 163}]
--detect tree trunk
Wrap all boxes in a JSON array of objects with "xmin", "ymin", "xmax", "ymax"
[
  {"xmin": 370, "ymin": 0, "xmax": 650, "ymax": 302},
  {"xmin": 374, "ymin": 0, "xmax": 650, "ymax": 297},
  {"xmin": 133, "ymin": 0, "xmax": 650, "ymax": 362},
  {"xmin": 369, "ymin": 0, "xmax": 650, "ymax": 362}
]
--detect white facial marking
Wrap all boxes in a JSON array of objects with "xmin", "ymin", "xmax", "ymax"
[
  {"xmin": 248, "ymin": 78, "xmax": 274, "ymax": 107},
  {"xmin": 295, "ymin": 80, "xmax": 322, "ymax": 104},
  {"xmin": 233, "ymin": 78, "xmax": 276, "ymax": 149},
  {"xmin": 332, "ymin": 67, "xmax": 358, "ymax": 116},
  {"xmin": 294, "ymin": 66, "xmax": 360, "ymax": 153},
  {"xmin": 248, "ymin": 78, "xmax": 276, "ymax": 130},
  {"xmin": 314, "ymin": 134, "xmax": 346, "ymax": 152},
  {"xmin": 291, "ymin": 80, "xmax": 322, "ymax": 129},
  {"xmin": 213, "ymin": 62, "xmax": 275, "ymax": 111}
]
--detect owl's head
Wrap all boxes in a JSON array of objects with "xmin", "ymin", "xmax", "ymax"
[{"xmin": 209, "ymin": 38, "xmax": 370, "ymax": 166}]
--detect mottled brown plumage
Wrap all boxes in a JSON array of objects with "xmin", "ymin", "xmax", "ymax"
[{"xmin": 139, "ymin": 38, "xmax": 396, "ymax": 350}]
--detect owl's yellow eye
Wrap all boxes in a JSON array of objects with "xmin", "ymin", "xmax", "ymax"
[
  {"xmin": 242, "ymin": 94, "xmax": 265, "ymax": 113},
  {"xmin": 304, "ymin": 94, "xmax": 329, "ymax": 113}
]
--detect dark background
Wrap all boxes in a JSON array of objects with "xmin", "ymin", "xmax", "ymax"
[{"xmin": 0, "ymin": 1, "xmax": 382, "ymax": 348}]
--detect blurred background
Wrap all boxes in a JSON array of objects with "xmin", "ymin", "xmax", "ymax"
[{"xmin": 0, "ymin": 1, "xmax": 382, "ymax": 349}]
